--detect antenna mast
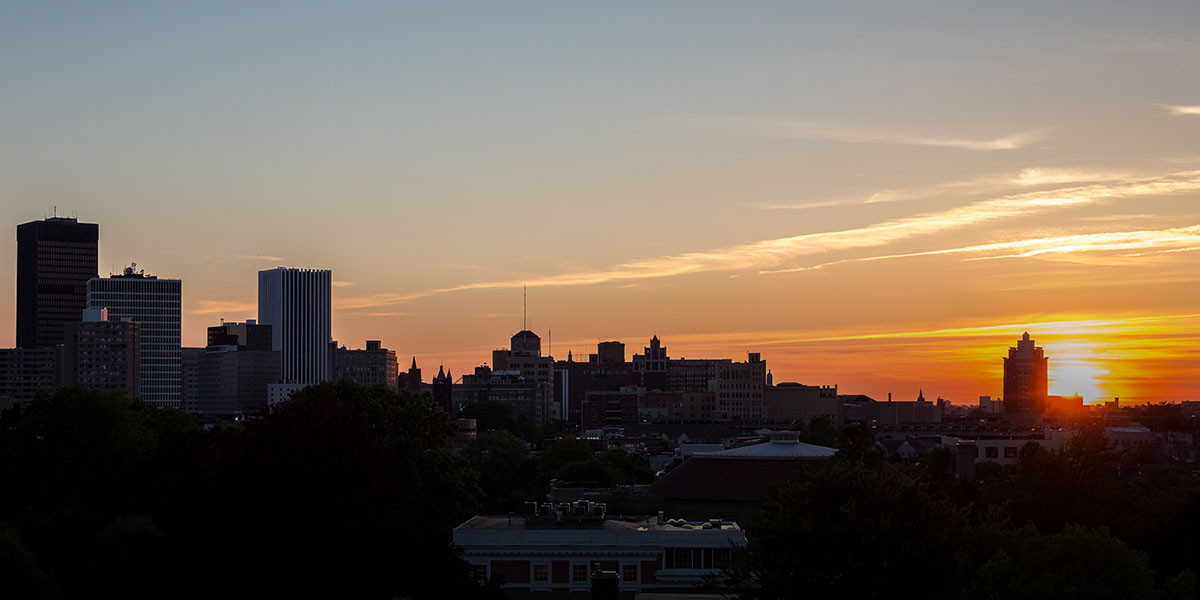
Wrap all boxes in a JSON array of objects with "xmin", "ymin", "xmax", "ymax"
[{"xmin": 523, "ymin": 284, "xmax": 527, "ymax": 330}]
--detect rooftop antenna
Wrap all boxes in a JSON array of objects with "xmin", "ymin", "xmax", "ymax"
[{"xmin": 522, "ymin": 284, "xmax": 527, "ymax": 331}]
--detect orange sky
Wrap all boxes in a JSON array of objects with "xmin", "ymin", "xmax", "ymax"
[{"xmin": 2, "ymin": 4, "xmax": 1198, "ymax": 404}]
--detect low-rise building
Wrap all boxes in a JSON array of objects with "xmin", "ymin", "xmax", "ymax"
[{"xmin": 453, "ymin": 503, "xmax": 745, "ymax": 598}]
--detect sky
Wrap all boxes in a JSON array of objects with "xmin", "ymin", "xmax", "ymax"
[{"xmin": 2, "ymin": 1, "xmax": 1198, "ymax": 404}]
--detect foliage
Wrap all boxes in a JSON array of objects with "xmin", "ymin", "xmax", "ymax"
[{"xmin": 0, "ymin": 383, "xmax": 500, "ymax": 600}]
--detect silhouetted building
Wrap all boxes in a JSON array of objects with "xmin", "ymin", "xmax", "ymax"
[
  {"xmin": 87, "ymin": 264, "xmax": 182, "ymax": 408},
  {"xmin": 258, "ymin": 267, "xmax": 332, "ymax": 384},
  {"xmin": 582, "ymin": 387, "xmax": 642, "ymax": 430},
  {"xmin": 457, "ymin": 366, "xmax": 545, "ymax": 424},
  {"xmin": 404, "ymin": 357, "xmax": 422, "ymax": 392},
  {"xmin": 432, "ymin": 365, "xmax": 454, "ymax": 414},
  {"xmin": 640, "ymin": 391, "xmax": 718, "ymax": 422},
  {"xmin": 181, "ymin": 347, "xmax": 202, "ymax": 414},
  {"xmin": 16, "ymin": 216, "xmax": 99, "ymax": 349},
  {"xmin": 207, "ymin": 320, "xmax": 272, "ymax": 351},
  {"xmin": 556, "ymin": 343, "xmax": 639, "ymax": 426},
  {"xmin": 0, "ymin": 347, "xmax": 57, "ymax": 410},
  {"xmin": 59, "ymin": 308, "xmax": 140, "ymax": 395},
  {"xmin": 499, "ymin": 330, "xmax": 555, "ymax": 423},
  {"xmin": 198, "ymin": 321, "xmax": 280, "ymax": 417},
  {"xmin": 715, "ymin": 353, "xmax": 767, "ymax": 422},
  {"xmin": 1003, "ymin": 332, "xmax": 1048, "ymax": 413},
  {"xmin": 595, "ymin": 341, "xmax": 625, "ymax": 365},
  {"xmin": 334, "ymin": 340, "xmax": 398, "ymax": 389},
  {"xmin": 764, "ymin": 383, "xmax": 840, "ymax": 424}
]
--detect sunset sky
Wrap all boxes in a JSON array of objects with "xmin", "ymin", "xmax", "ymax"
[{"xmin": 2, "ymin": 2, "xmax": 1198, "ymax": 404}]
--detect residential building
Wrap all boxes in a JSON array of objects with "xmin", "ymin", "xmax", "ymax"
[
  {"xmin": 59, "ymin": 308, "xmax": 139, "ymax": 395},
  {"xmin": 16, "ymin": 216, "xmax": 99, "ymax": 349},
  {"xmin": 86, "ymin": 264, "xmax": 182, "ymax": 408},
  {"xmin": 1004, "ymin": 332, "xmax": 1049, "ymax": 414},
  {"xmin": 714, "ymin": 353, "xmax": 767, "ymax": 422},
  {"xmin": 257, "ymin": 267, "xmax": 332, "ymax": 384},
  {"xmin": 0, "ymin": 347, "xmax": 58, "ymax": 410}
]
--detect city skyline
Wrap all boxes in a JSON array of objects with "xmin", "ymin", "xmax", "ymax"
[{"xmin": 3, "ymin": 3, "xmax": 1199, "ymax": 404}]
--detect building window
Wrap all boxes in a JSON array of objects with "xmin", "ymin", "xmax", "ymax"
[
  {"xmin": 573, "ymin": 564, "xmax": 588, "ymax": 582},
  {"xmin": 622, "ymin": 564, "xmax": 638, "ymax": 583},
  {"xmin": 471, "ymin": 563, "xmax": 488, "ymax": 582},
  {"xmin": 1004, "ymin": 446, "xmax": 1018, "ymax": 459},
  {"xmin": 533, "ymin": 564, "xmax": 549, "ymax": 583},
  {"xmin": 985, "ymin": 446, "xmax": 999, "ymax": 459}
]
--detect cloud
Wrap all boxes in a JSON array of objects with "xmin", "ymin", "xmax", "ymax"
[
  {"xmin": 354, "ymin": 169, "xmax": 1200, "ymax": 305},
  {"xmin": 354, "ymin": 311, "xmax": 412, "ymax": 317},
  {"xmin": 752, "ymin": 167, "xmax": 1126, "ymax": 211},
  {"xmin": 191, "ymin": 300, "xmax": 256, "ymax": 315},
  {"xmin": 332, "ymin": 281, "xmax": 355, "ymax": 288},
  {"xmin": 236, "ymin": 254, "xmax": 285, "ymax": 262},
  {"xmin": 763, "ymin": 223, "xmax": 1200, "ymax": 274},
  {"xmin": 1159, "ymin": 104, "xmax": 1200, "ymax": 116},
  {"xmin": 700, "ymin": 115, "xmax": 1049, "ymax": 150}
]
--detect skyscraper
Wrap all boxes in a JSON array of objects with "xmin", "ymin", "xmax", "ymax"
[
  {"xmin": 1003, "ymin": 332, "xmax": 1049, "ymax": 413},
  {"xmin": 87, "ymin": 264, "xmax": 182, "ymax": 408},
  {"xmin": 258, "ymin": 267, "xmax": 332, "ymax": 384},
  {"xmin": 16, "ymin": 216, "xmax": 99, "ymax": 349}
]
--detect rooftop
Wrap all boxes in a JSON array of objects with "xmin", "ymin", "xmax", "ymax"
[
  {"xmin": 702, "ymin": 431, "xmax": 837, "ymax": 459},
  {"xmin": 456, "ymin": 515, "xmax": 740, "ymax": 533}
]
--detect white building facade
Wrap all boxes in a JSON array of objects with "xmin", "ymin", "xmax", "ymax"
[
  {"xmin": 258, "ymin": 267, "xmax": 332, "ymax": 384},
  {"xmin": 86, "ymin": 265, "xmax": 182, "ymax": 408}
]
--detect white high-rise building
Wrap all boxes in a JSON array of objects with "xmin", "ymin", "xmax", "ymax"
[
  {"xmin": 86, "ymin": 263, "xmax": 182, "ymax": 408},
  {"xmin": 258, "ymin": 267, "xmax": 332, "ymax": 384}
]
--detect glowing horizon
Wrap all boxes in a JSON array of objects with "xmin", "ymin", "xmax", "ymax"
[{"xmin": 1, "ymin": 3, "xmax": 1198, "ymax": 405}]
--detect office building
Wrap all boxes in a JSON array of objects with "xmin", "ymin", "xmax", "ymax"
[
  {"xmin": 16, "ymin": 216, "xmax": 99, "ymax": 349},
  {"xmin": 334, "ymin": 340, "xmax": 398, "ymax": 389},
  {"xmin": 581, "ymin": 387, "xmax": 642, "ymax": 430},
  {"xmin": 198, "ymin": 321, "xmax": 280, "ymax": 417},
  {"xmin": 59, "ymin": 308, "xmax": 140, "ymax": 395},
  {"xmin": 764, "ymin": 383, "xmax": 840, "ymax": 424},
  {"xmin": 1003, "ymin": 332, "xmax": 1049, "ymax": 414},
  {"xmin": 258, "ymin": 267, "xmax": 332, "ymax": 384},
  {"xmin": 87, "ymin": 264, "xmax": 182, "ymax": 408},
  {"xmin": 181, "ymin": 347, "xmax": 203, "ymax": 414}
]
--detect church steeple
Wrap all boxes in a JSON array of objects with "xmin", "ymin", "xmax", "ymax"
[{"xmin": 917, "ymin": 389, "xmax": 926, "ymax": 402}]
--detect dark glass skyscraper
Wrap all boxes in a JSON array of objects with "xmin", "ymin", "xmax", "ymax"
[{"xmin": 16, "ymin": 217, "xmax": 99, "ymax": 349}]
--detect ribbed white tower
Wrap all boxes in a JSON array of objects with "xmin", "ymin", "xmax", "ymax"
[{"xmin": 258, "ymin": 267, "xmax": 332, "ymax": 384}]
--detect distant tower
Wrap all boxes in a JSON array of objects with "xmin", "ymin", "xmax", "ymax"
[
  {"xmin": 258, "ymin": 267, "xmax": 332, "ymax": 384},
  {"xmin": 1003, "ymin": 332, "xmax": 1049, "ymax": 413},
  {"xmin": 16, "ymin": 216, "xmax": 99, "ymax": 349},
  {"xmin": 432, "ymin": 365, "xmax": 453, "ymax": 414},
  {"xmin": 406, "ymin": 357, "xmax": 422, "ymax": 392}
]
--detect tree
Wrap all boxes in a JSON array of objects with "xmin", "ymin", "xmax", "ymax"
[{"xmin": 734, "ymin": 460, "xmax": 968, "ymax": 599}]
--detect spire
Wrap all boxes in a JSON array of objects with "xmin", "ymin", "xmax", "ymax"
[
  {"xmin": 410, "ymin": 356, "xmax": 417, "ymax": 370},
  {"xmin": 917, "ymin": 389, "xmax": 926, "ymax": 402},
  {"xmin": 436, "ymin": 365, "xmax": 445, "ymax": 380}
]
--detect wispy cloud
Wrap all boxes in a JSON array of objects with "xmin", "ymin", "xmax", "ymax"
[
  {"xmin": 332, "ymin": 281, "xmax": 355, "ymax": 288},
  {"xmin": 1159, "ymin": 104, "xmax": 1200, "ymax": 116},
  {"xmin": 753, "ymin": 167, "xmax": 1127, "ymax": 211},
  {"xmin": 349, "ymin": 169, "xmax": 1200, "ymax": 306},
  {"xmin": 700, "ymin": 115, "xmax": 1049, "ymax": 150},
  {"xmin": 763, "ymin": 224, "xmax": 1200, "ymax": 274},
  {"xmin": 354, "ymin": 311, "xmax": 412, "ymax": 317},
  {"xmin": 236, "ymin": 254, "xmax": 285, "ymax": 262},
  {"xmin": 191, "ymin": 300, "xmax": 256, "ymax": 315}
]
